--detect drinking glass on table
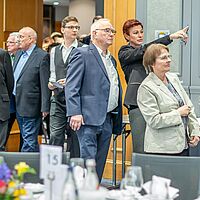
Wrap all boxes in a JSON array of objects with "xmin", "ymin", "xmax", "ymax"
[
  {"xmin": 150, "ymin": 176, "xmax": 170, "ymax": 200},
  {"xmin": 70, "ymin": 158, "xmax": 86, "ymax": 189},
  {"xmin": 124, "ymin": 166, "xmax": 144, "ymax": 193}
]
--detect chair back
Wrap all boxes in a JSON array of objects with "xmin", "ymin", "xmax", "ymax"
[
  {"xmin": 132, "ymin": 153, "xmax": 200, "ymax": 200},
  {"xmin": 0, "ymin": 152, "xmax": 71, "ymax": 183},
  {"xmin": 0, "ymin": 152, "xmax": 40, "ymax": 183}
]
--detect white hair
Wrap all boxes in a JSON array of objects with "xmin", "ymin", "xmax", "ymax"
[
  {"xmin": 9, "ymin": 32, "xmax": 20, "ymax": 37},
  {"xmin": 9, "ymin": 32, "xmax": 20, "ymax": 43},
  {"xmin": 90, "ymin": 18, "xmax": 111, "ymax": 41}
]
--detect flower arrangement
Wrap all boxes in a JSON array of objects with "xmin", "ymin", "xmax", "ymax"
[{"xmin": 0, "ymin": 160, "xmax": 36, "ymax": 200}]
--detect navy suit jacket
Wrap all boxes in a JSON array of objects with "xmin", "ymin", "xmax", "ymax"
[
  {"xmin": 13, "ymin": 46, "xmax": 50, "ymax": 117},
  {"xmin": 65, "ymin": 44, "xmax": 122, "ymax": 135}
]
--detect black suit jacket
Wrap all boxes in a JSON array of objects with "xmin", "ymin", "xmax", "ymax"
[
  {"xmin": 13, "ymin": 46, "xmax": 50, "ymax": 117},
  {"xmin": 118, "ymin": 35, "xmax": 173, "ymax": 108},
  {"xmin": 0, "ymin": 49, "xmax": 14, "ymax": 121}
]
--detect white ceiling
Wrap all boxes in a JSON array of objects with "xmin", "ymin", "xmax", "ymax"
[{"xmin": 43, "ymin": 0, "xmax": 69, "ymax": 6}]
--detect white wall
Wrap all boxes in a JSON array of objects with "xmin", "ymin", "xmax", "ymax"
[
  {"xmin": 55, "ymin": 6, "xmax": 69, "ymax": 21},
  {"xmin": 69, "ymin": 0, "xmax": 95, "ymax": 35}
]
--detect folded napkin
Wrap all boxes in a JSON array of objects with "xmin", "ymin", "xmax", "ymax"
[
  {"xmin": 142, "ymin": 176, "xmax": 179, "ymax": 199},
  {"xmin": 24, "ymin": 183, "xmax": 45, "ymax": 194}
]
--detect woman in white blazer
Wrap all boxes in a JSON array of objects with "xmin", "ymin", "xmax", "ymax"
[{"xmin": 137, "ymin": 44, "xmax": 200, "ymax": 156}]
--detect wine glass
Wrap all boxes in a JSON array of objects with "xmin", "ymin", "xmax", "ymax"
[{"xmin": 124, "ymin": 166, "xmax": 144, "ymax": 193}]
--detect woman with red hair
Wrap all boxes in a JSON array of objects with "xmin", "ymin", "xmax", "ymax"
[{"xmin": 118, "ymin": 19, "xmax": 188, "ymax": 153}]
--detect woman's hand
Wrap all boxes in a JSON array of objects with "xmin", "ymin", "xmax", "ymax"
[
  {"xmin": 189, "ymin": 136, "xmax": 200, "ymax": 147},
  {"xmin": 169, "ymin": 26, "xmax": 189, "ymax": 42},
  {"xmin": 177, "ymin": 105, "xmax": 191, "ymax": 116}
]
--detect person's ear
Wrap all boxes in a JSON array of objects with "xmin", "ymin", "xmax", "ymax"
[
  {"xmin": 124, "ymin": 33, "xmax": 130, "ymax": 41},
  {"xmin": 61, "ymin": 27, "xmax": 65, "ymax": 34},
  {"xmin": 92, "ymin": 30, "xmax": 97, "ymax": 39}
]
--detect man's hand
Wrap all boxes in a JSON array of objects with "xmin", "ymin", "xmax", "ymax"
[
  {"xmin": 189, "ymin": 136, "xmax": 200, "ymax": 147},
  {"xmin": 48, "ymin": 82, "xmax": 56, "ymax": 90},
  {"xmin": 42, "ymin": 112, "xmax": 49, "ymax": 118},
  {"xmin": 70, "ymin": 115, "xmax": 85, "ymax": 131},
  {"xmin": 57, "ymin": 78, "xmax": 66, "ymax": 86}
]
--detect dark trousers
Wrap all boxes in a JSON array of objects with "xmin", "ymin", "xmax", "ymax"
[
  {"xmin": 129, "ymin": 108, "xmax": 146, "ymax": 154},
  {"xmin": 4, "ymin": 112, "xmax": 16, "ymax": 148},
  {"xmin": 76, "ymin": 113, "xmax": 113, "ymax": 182},
  {"xmin": 0, "ymin": 120, "xmax": 8, "ymax": 151},
  {"xmin": 49, "ymin": 96, "xmax": 80, "ymax": 157}
]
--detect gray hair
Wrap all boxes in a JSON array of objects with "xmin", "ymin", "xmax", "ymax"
[
  {"xmin": 8, "ymin": 32, "xmax": 20, "ymax": 43},
  {"xmin": 90, "ymin": 18, "xmax": 110, "ymax": 41}
]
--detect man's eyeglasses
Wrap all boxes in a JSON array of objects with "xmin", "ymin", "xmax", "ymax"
[
  {"xmin": 95, "ymin": 28, "xmax": 116, "ymax": 34},
  {"xmin": 158, "ymin": 54, "xmax": 172, "ymax": 60},
  {"xmin": 64, "ymin": 25, "xmax": 80, "ymax": 30},
  {"xmin": 6, "ymin": 41, "xmax": 16, "ymax": 45}
]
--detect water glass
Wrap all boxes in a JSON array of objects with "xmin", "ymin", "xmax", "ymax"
[
  {"xmin": 124, "ymin": 166, "xmax": 144, "ymax": 193},
  {"xmin": 70, "ymin": 158, "xmax": 86, "ymax": 189}
]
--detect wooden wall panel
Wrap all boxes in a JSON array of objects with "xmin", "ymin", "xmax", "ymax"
[
  {"xmin": 0, "ymin": 1, "xmax": 3, "ymax": 46},
  {"xmin": 0, "ymin": 0, "xmax": 43, "ymax": 48},
  {"xmin": 103, "ymin": 0, "xmax": 136, "ymax": 180}
]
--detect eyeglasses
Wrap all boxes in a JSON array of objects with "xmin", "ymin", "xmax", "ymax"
[
  {"xmin": 19, "ymin": 35, "xmax": 32, "ymax": 39},
  {"xmin": 95, "ymin": 28, "xmax": 116, "ymax": 34},
  {"xmin": 6, "ymin": 41, "xmax": 16, "ymax": 45},
  {"xmin": 158, "ymin": 54, "xmax": 172, "ymax": 60},
  {"xmin": 64, "ymin": 25, "xmax": 80, "ymax": 30}
]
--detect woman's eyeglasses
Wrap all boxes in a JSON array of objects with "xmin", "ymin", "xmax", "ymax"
[{"xmin": 158, "ymin": 54, "xmax": 172, "ymax": 60}]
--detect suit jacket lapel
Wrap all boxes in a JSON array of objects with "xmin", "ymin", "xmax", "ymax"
[
  {"xmin": 166, "ymin": 73, "xmax": 186, "ymax": 103},
  {"xmin": 17, "ymin": 46, "xmax": 38, "ymax": 80},
  {"xmin": 150, "ymin": 73, "xmax": 178, "ymax": 102},
  {"xmin": 13, "ymin": 50, "xmax": 23, "ymax": 71},
  {"xmin": 90, "ymin": 44, "xmax": 109, "ymax": 80}
]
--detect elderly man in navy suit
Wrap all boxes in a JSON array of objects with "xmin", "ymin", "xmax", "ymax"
[{"xmin": 65, "ymin": 18, "xmax": 122, "ymax": 181}]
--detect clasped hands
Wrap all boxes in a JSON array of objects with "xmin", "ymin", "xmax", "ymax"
[{"xmin": 178, "ymin": 105, "xmax": 200, "ymax": 147}]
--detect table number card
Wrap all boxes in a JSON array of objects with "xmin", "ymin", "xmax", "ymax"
[
  {"xmin": 44, "ymin": 164, "xmax": 68, "ymax": 200},
  {"xmin": 40, "ymin": 144, "xmax": 62, "ymax": 179}
]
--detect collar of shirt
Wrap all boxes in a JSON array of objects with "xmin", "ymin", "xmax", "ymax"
[
  {"xmin": 24, "ymin": 44, "xmax": 36, "ymax": 56},
  {"xmin": 60, "ymin": 39, "xmax": 78, "ymax": 50},
  {"xmin": 94, "ymin": 44, "xmax": 111, "ymax": 59}
]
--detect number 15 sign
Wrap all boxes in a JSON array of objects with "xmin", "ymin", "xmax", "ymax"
[{"xmin": 40, "ymin": 144, "xmax": 62, "ymax": 179}]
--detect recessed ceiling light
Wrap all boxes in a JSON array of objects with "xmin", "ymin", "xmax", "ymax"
[{"xmin": 53, "ymin": 1, "xmax": 59, "ymax": 5}]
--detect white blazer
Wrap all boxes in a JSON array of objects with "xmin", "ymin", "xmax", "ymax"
[{"xmin": 137, "ymin": 72, "xmax": 200, "ymax": 154}]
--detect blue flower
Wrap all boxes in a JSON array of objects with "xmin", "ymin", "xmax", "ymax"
[{"xmin": 0, "ymin": 162, "xmax": 11, "ymax": 182}]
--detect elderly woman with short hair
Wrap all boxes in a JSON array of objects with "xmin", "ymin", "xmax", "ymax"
[{"xmin": 137, "ymin": 43, "xmax": 200, "ymax": 156}]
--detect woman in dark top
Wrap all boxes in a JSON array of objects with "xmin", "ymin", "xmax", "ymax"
[{"xmin": 118, "ymin": 19, "xmax": 188, "ymax": 153}]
